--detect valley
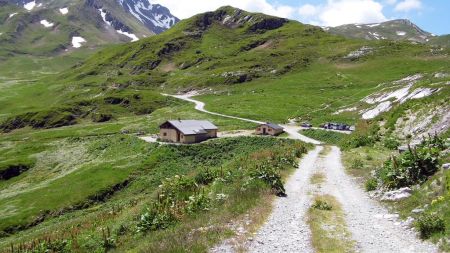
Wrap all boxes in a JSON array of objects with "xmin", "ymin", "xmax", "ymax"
[{"xmin": 0, "ymin": 3, "xmax": 449, "ymax": 253}]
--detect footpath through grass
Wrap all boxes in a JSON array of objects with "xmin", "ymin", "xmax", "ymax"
[{"xmin": 301, "ymin": 129, "xmax": 347, "ymax": 146}]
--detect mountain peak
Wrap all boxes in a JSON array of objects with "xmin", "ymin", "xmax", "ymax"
[
  {"xmin": 187, "ymin": 6, "xmax": 288, "ymax": 33},
  {"xmin": 118, "ymin": 0, "xmax": 179, "ymax": 34},
  {"xmin": 327, "ymin": 19, "xmax": 432, "ymax": 43}
]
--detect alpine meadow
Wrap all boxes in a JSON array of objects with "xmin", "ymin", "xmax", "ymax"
[{"xmin": 0, "ymin": 1, "xmax": 449, "ymax": 252}]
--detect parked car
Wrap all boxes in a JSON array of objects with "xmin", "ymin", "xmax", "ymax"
[
  {"xmin": 301, "ymin": 122, "xmax": 312, "ymax": 128},
  {"xmin": 322, "ymin": 122, "xmax": 352, "ymax": 131}
]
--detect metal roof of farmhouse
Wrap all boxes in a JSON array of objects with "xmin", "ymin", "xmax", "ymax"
[
  {"xmin": 165, "ymin": 120, "xmax": 218, "ymax": 135},
  {"xmin": 261, "ymin": 122, "xmax": 284, "ymax": 130}
]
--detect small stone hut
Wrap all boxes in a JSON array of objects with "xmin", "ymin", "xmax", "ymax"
[
  {"xmin": 159, "ymin": 120, "xmax": 218, "ymax": 144},
  {"xmin": 256, "ymin": 122, "xmax": 284, "ymax": 136}
]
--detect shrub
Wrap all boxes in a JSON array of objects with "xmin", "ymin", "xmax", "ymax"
[
  {"xmin": 249, "ymin": 162, "xmax": 285, "ymax": 196},
  {"xmin": 342, "ymin": 134, "xmax": 376, "ymax": 149},
  {"xmin": 159, "ymin": 175, "xmax": 198, "ymax": 203},
  {"xmin": 195, "ymin": 167, "xmax": 219, "ymax": 185},
  {"xmin": 185, "ymin": 192, "xmax": 211, "ymax": 214},
  {"xmin": 312, "ymin": 200, "xmax": 332, "ymax": 211},
  {"xmin": 137, "ymin": 207, "xmax": 177, "ymax": 232},
  {"xmin": 378, "ymin": 146, "xmax": 440, "ymax": 189},
  {"xmin": 350, "ymin": 158, "xmax": 364, "ymax": 170},
  {"xmin": 416, "ymin": 213, "xmax": 445, "ymax": 239},
  {"xmin": 384, "ymin": 137, "xmax": 400, "ymax": 150},
  {"xmin": 365, "ymin": 178, "xmax": 378, "ymax": 191}
]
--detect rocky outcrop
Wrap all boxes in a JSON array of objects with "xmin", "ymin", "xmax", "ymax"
[
  {"xmin": 190, "ymin": 6, "xmax": 287, "ymax": 33},
  {"xmin": 0, "ymin": 164, "xmax": 30, "ymax": 180},
  {"xmin": 247, "ymin": 17, "xmax": 287, "ymax": 33}
]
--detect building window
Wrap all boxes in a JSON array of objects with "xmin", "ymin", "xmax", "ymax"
[
  {"xmin": 269, "ymin": 129, "xmax": 272, "ymax": 131},
  {"xmin": 163, "ymin": 133, "xmax": 167, "ymax": 136}
]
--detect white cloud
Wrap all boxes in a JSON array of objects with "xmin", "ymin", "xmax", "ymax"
[
  {"xmin": 298, "ymin": 4, "xmax": 318, "ymax": 17},
  {"xmin": 154, "ymin": 0, "xmax": 295, "ymax": 19},
  {"xmin": 394, "ymin": 0, "xmax": 422, "ymax": 12},
  {"xmin": 299, "ymin": 0, "xmax": 387, "ymax": 27},
  {"xmin": 154, "ymin": 0, "xmax": 395, "ymax": 28}
]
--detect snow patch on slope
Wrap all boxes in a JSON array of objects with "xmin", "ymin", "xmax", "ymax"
[
  {"xmin": 9, "ymin": 13, "xmax": 18, "ymax": 18},
  {"xmin": 367, "ymin": 23, "xmax": 380, "ymax": 27},
  {"xmin": 117, "ymin": 30, "xmax": 139, "ymax": 42},
  {"xmin": 335, "ymin": 74, "xmax": 440, "ymax": 119},
  {"xmin": 59, "ymin": 8, "xmax": 69, "ymax": 15},
  {"xmin": 98, "ymin": 8, "xmax": 139, "ymax": 42},
  {"xmin": 40, "ymin": 20, "xmax": 54, "ymax": 28},
  {"xmin": 396, "ymin": 31, "xmax": 406, "ymax": 36},
  {"xmin": 362, "ymin": 102, "xmax": 392, "ymax": 119},
  {"xmin": 333, "ymin": 107, "xmax": 357, "ymax": 115},
  {"xmin": 71, "ymin": 36, "xmax": 86, "ymax": 48},
  {"xmin": 117, "ymin": 0, "xmax": 178, "ymax": 33},
  {"xmin": 364, "ymin": 85, "xmax": 411, "ymax": 104},
  {"xmin": 98, "ymin": 9, "xmax": 112, "ymax": 26},
  {"xmin": 24, "ymin": 1, "xmax": 36, "ymax": 11}
]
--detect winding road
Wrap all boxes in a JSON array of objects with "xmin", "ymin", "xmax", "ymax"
[
  {"xmin": 163, "ymin": 93, "xmax": 321, "ymax": 144},
  {"xmin": 165, "ymin": 92, "xmax": 438, "ymax": 253}
]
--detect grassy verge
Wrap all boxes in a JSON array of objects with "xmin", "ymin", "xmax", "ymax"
[
  {"xmin": 310, "ymin": 172, "xmax": 326, "ymax": 185},
  {"xmin": 394, "ymin": 169, "xmax": 449, "ymax": 251},
  {"xmin": 342, "ymin": 134, "xmax": 449, "ymax": 250},
  {"xmin": 301, "ymin": 129, "xmax": 347, "ymax": 146},
  {"xmin": 0, "ymin": 137, "xmax": 311, "ymax": 252},
  {"xmin": 307, "ymin": 195, "xmax": 355, "ymax": 253},
  {"xmin": 342, "ymin": 146, "xmax": 392, "ymax": 180}
]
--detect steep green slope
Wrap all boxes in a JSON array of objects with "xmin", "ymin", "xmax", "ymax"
[
  {"xmin": 428, "ymin": 34, "xmax": 450, "ymax": 48},
  {"xmin": 2, "ymin": 6, "xmax": 449, "ymax": 132}
]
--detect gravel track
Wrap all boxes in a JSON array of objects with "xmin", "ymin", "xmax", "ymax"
[
  {"xmin": 245, "ymin": 146, "xmax": 323, "ymax": 253},
  {"xmin": 320, "ymin": 146, "xmax": 438, "ymax": 253},
  {"xmin": 163, "ymin": 93, "xmax": 321, "ymax": 144},
  {"xmin": 167, "ymin": 92, "xmax": 438, "ymax": 253}
]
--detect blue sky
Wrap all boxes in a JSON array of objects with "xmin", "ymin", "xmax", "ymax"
[{"xmin": 156, "ymin": 0, "xmax": 449, "ymax": 35}]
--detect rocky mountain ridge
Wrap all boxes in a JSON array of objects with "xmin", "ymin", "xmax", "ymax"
[
  {"xmin": 0, "ymin": 0, "xmax": 179, "ymax": 56},
  {"xmin": 324, "ymin": 19, "xmax": 442, "ymax": 45}
]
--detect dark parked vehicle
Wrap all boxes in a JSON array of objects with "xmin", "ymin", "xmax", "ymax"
[
  {"xmin": 301, "ymin": 122, "xmax": 312, "ymax": 128},
  {"xmin": 321, "ymin": 122, "xmax": 354, "ymax": 131}
]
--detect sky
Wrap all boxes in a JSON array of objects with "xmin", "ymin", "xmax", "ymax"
[{"xmin": 154, "ymin": 0, "xmax": 450, "ymax": 35}]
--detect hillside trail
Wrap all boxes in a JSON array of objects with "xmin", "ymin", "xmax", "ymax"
[
  {"xmin": 166, "ymin": 92, "xmax": 437, "ymax": 253},
  {"xmin": 162, "ymin": 93, "xmax": 321, "ymax": 144}
]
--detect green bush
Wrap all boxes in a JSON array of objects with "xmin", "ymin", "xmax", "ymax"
[
  {"xmin": 383, "ymin": 137, "xmax": 400, "ymax": 150},
  {"xmin": 312, "ymin": 200, "xmax": 332, "ymax": 211},
  {"xmin": 350, "ymin": 158, "xmax": 364, "ymax": 170},
  {"xmin": 365, "ymin": 178, "xmax": 378, "ymax": 191},
  {"xmin": 185, "ymin": 192, "xmax": 211, "ymax": 214},
  {"xmin": 376, "ymin": 135, "xmax": 447, "ymax": 189},
  {"xmin": 378, "ymin": 146, "xmax": 440, "ymax": 189},
  {"xmin": 137, "ymin": 207, "xmax": 177, "ymax": 232},
  {"xmin": 195, "ymin": 167, "xmax": 219, "ymax": 185},
  {"xmin": 342, "ymin": 134, "xmax": 376, "ymax": 149},
  {"xmin": 249, "ymin": 162, "xmax": 285, "ymax": 196},
  {"xmin": 416, "ymin": 213, "xmax": 445, "ymax": 239}
]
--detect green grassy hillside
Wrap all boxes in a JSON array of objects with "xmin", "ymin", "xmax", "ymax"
[
  {"xmin": 0, "ymin": 0, "xmax": 158, "ymax": 58},
  {"xmin": 327, "ymin": 19, "xmax": 431, "ymax": 43},
  {"xmin": 1, "ymin": 6, "xmax": 449, "ymax": 252},
  {"xmin": 3, "ymin": 6, "xmax": 449, "ymax": 131}
]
